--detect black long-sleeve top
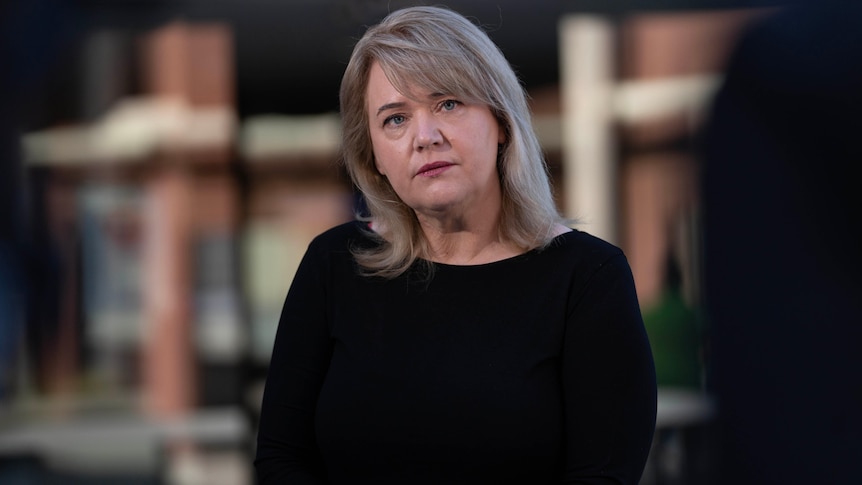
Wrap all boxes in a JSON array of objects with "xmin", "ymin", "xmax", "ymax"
[{"xmin": 255, "ymin": 221, "xmax": 656, "ymax": 484}]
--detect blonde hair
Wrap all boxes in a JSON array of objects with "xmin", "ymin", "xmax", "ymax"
[{"xmin": 340, "ymin": 5, "xmax": 564, "ymax": 278}]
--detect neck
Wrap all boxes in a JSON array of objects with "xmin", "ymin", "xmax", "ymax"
[{"xmin": 416, "ymin": 210, "xmax": 521, "ymax": 265}]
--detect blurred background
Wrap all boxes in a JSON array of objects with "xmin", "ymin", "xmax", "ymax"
[{"xmin": 5, "ymin": 0, "xmax": 858, "ymax": 484}]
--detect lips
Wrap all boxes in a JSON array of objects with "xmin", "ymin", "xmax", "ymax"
[{"xmin": 416, "ymin": 161, "xmax": 454, "ymax": 177}]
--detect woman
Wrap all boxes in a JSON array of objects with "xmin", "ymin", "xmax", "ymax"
[{"xmin": 255, "ymin": 6, "xmax": 656, "ymax": 484}]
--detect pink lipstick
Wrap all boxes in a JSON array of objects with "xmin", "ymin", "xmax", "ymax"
[{"xmin": 417, "ymin": 161, "xmax": 454, "ymax": 177}]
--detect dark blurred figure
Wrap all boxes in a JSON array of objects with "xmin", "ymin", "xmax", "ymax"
[
  {"xmin": 0, "ymin": 0, "xmax": 30, "ymax": 401},
  {"xmin": 701, "ymin": 1, "xmax": 862, "ymax": 484},
  {"xmin": 0, "ymin": 0, "xmax": 81, "ymax": 398}
]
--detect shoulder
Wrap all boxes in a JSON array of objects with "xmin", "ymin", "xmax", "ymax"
[
  {"xmin": 308, "ymin": 220, "xmax": 377, "ymax": 252},
  {"xmin": 538, "ymin": 227, "xmax": 635, "ymax": 295},
  {"xmin": 295, "ymin": 221, "xmax": 378, "ymax": 278},
  {"xmin": 545, "ymin": 230, "xmax": 640, "ymax": 317},
  {"xmin": 545, "ymin": 228, "xmax": 625, "ymax": 268}
]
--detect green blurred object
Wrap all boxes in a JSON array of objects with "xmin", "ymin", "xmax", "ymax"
[{"xmin": 642, "ymin": 285, "xmax": 703, "ymax": 390}]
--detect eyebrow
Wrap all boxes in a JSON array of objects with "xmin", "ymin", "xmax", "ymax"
[
  {"xmin": 376, "ymin": 102, "xmax": 406, "ymax": 117},
  {"xmin": 375, "ymin": 93, "xmax": 448, "ymax": 117}
]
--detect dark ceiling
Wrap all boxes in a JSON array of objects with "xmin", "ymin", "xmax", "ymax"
[{"xmin": 4, "ymin": 0, "xmax": 785, "ymax": 127}]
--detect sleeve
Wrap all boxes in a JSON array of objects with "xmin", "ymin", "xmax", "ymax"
[
  {"xmin": 254, "ymin": 240, "xmax": 333, "ymax": 484},
  {"xmin": 562, "ymin": 253, "xmax": 657, "ymax": 484}
]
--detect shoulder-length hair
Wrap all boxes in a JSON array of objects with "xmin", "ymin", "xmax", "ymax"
[{"xmin": 340, "ymin": 5, "xmax": 564, "ymax": 278}]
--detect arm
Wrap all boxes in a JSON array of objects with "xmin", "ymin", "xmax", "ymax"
[
  {"xmin": 254, "ymin": 242, "xmax": 333, "ymax": 484},
  {"xmin": 563, "ymin": 254, "xmax": 657, "ymax": 484}
]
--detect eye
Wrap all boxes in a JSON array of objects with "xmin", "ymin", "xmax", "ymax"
[
  {"xmin": 440, "ymin": 99, "xmax": 460, "ymax": 111},
  {"xmin": 383, "ymin": 114, "xmax": 406, "ymax": 127}
]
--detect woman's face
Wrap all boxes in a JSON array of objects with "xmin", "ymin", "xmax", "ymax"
[{"xmin": 365, "ymin": 61, "xmax": 505, "ymax": 220}]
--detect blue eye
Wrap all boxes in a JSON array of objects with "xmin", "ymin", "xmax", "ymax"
[
  {"xmin": 441, "ymin": 99, "xmax": 458, "ymax": 111},
  {"xmin": 384, "ymin": 114, "xmax": 405, "ymax": 127}
]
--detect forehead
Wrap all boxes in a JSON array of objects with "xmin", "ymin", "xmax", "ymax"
[
  {"xmin": 366, "ymin": 62, "xmax": 397, "ymax": 97},
  {"xmin": 366, "ymin": 61, "xmax": 428, "ymax": 103}
]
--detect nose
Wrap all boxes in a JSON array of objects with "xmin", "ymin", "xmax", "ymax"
[{"xmin": 413, "ymin": 113, "xmax": 444, "ymax": 151}]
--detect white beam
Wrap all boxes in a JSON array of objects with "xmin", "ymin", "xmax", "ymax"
[{"xmin": 560, "ymin": 15, "xmax": 617, "ymax": 244}]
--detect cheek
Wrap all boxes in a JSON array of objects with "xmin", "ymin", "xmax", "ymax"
[
  {"xmin": 371, "ymin": 133, "xmax": 391, "ymax": 176},
  {"xmin": 369, "ymin": 139, "xmax": 387, "ymax": 175},
  {"xmin": 370, "ymin": 137, "xmax": 405, "ymax": 178},
  {"xmin": 373, "ymin": 156, "xmax": 385, "ymax": 176},
  {"xmin": 373, "ymin": 153, "xmax": 395, "ymax": 178}
]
